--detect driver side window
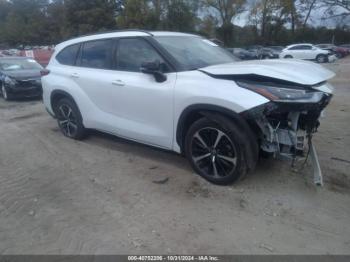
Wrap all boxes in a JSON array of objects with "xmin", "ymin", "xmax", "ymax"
[{"xmin": 116, "ymin": 38, "xmax": 167, "ymax": 73}]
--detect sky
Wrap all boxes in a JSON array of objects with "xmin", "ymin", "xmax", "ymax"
[{"xmin": 230, "ymin": 1, "xmax": 350, "ymax": 29}]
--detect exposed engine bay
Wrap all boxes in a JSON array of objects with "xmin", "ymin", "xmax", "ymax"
[
  {"xmin": 239, "ymin": 79, "xmax": 333, "ymax": 186},
  {"xmin": 199, "ymin": 59, "xmax": 336, "ymax": 185}
]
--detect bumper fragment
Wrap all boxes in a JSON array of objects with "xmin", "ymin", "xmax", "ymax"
[{"xmin": 242, "ymin": 93, "xmax": 332, "ymax": 186}]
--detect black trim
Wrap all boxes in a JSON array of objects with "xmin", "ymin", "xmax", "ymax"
[
  {"xmin": 176, "ymin": 104, "xmax": 259, "ymax": 171},
  {"xmin": 144, "ymin": 36, "xmax": 182, "ymax": 72},
  {"xmin": 50, "ymin": 90, "xmax": 78, "ymax": 117},
  {"xmin": 176, "ymin": 104, "xmax": 254, "ymax": 149},
  {"xmin": 56, "ymin": 43, "xmax": 81, "ymax": 66},
  {"xmin": 113, "ymin": 36, "xmax": 177, "ymax": 73},
  {"xmin": 76, "ymin": 38, "xmax": 114, "ymax": 70}
]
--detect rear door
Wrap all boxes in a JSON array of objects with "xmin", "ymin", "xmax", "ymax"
[
  {"xmin": 288, "ymin": 45, "xmax": 304, "ymax": 59},
  {"xmin": 72, "ymin": 39, "xmax": 119, "ymax": 115},
  {"xmin": 300, "ymin": 45, "xmax": 314, "ymax": 60}
]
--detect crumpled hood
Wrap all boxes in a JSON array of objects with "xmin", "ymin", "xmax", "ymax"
[
  {"xmin": 200, "ymin": 59, "xmax": 335, "ymax": 86},
  {"xmin": 2, "ymin": 70, "xmax": 41, "ymax": 81}
]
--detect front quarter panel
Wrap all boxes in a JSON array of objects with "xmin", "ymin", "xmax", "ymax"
[{"xmin": 173, "ymin": 70, "xmax": 269, "ymax": 151}]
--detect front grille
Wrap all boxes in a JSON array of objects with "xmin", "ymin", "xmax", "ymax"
[{"xmin": 16, "ymin": 79, "xmax": 40, "ymax": 89}]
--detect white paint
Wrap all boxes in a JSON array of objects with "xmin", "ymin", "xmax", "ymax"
[{"xmin": 43, "ymin": 31, "xmax": 335, "ymax": 154}]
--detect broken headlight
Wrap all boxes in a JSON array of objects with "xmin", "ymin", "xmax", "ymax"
[
  {"xmin": 237, "ymin": 81, "xmax": 325, "ymax": 103},
  {"xmin": 4, "ymin": 76, "xmax": 17, "ymax": 86}
]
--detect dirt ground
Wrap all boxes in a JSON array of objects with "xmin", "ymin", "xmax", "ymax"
[{"xmin": 0, "ymin": 58, "xmax": 349, "ymax": 255}]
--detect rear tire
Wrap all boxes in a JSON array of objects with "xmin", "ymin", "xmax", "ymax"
[
  {"xmin": 54, "ymin": 98, "xmax": 87, "ymax": 140},
  {"xmin": 184, "ymin": 116, "xmax": 256, "ymax": 185}
]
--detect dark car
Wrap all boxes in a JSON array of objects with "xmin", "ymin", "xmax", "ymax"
[
  {"xmin": 0, "ymin": 57, "xmax": 43, "ymax": 100},
  {"xmin": 245, "ymin": 45, "xmax": 263, "ymax": 58},
  {"xmin": 258, "ymin": 47, "xmax": 281, "ymax": 59},
  {"xmin": 226, "ymin": 48, "xmax": 256, "ymax": 60},
  {"xmin": 269, "ymin": 46, "xmax": 284, "ymax": 52}
]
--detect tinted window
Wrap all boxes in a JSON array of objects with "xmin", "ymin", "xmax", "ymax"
[
  {"xmin": 301, "ymin": 45, "xmax": 312, "ymax": 50},
  {"xmin": 289, "ymin": 45, "xmax": 312, "ymax": 50},
  {"xmin": 80, "ymin": 39, "xmax": 113, "ymax": 69},
  {"xmin": 56, "ymin": 44, "xmax": 80, "ymax": 65},
  {"xmin": 116, "ymin": 38, "xmax": 165, "ymax": 72}
]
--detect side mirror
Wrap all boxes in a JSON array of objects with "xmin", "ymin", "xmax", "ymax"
[{"xmin": 141, "ymin": 60, "xmax": 167, "ymax": 83}]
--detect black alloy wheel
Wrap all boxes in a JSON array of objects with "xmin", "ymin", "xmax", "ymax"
[
  {"xmin": 55, "ymin": 98, "xmax": 86, "ymax": 140},
  {"xmin": 191, "ymin": 127, "xmax": 238, "ymax": 178},
  {"xmin": 185, "ymin": 117, "xmax": 253, "ymax": 185}
]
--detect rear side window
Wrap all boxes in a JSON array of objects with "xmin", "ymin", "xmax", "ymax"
[
  {"xmin": 289, "ymin": 45, "xmax": 312, "ymax": 50},
  {"xmin": 80, "ymin": 39, "xmax": 113, "ymax": 69},
  {"xmin": 56, "ymin": 44, "xmax": 80, "ymax": 66}
]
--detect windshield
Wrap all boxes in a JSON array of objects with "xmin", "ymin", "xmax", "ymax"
[
  {"xmin": 0, "ymin": 59, "xmax": 42, "ymax": 71},
  {"xmin": 155, "ymin": 36, "xmax": 237, "ymax": 70}
]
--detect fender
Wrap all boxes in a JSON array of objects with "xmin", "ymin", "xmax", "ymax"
[
  {"xmin": 50, "ymin": 89, "xmax": 79, "ymax": 117},
  {"xmin": 176, "ymin": 104, "xmax": 259, "ymax": 171}
]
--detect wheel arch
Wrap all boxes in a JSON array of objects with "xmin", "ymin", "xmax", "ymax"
[
  {"xmin": 176, "ymin": 104, "xmax": 259, "ymax": 170},
  {"xmin": 50, "ymin": 90, "xmax": 78, "ymax": 116}
]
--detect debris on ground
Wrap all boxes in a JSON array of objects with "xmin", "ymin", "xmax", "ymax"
[{"xmin": 152, "ymin": 177, "xmax": 169, "ymax": 185}]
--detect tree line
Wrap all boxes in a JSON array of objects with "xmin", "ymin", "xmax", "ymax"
[{"xmin": 0, "ymin": 0, "xmax": 349, "ymax": 48}]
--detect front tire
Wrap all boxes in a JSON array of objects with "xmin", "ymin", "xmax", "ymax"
[
  {"xmin": 185, "ymin": 117, "xmax": 253, "ymax": 185},
  {"xmin": 284, "ymin": 55, "xmax": 293, "ymax": 59},
  {"xmin": 54, "ymin": 98, "xmax": 87, "ymax": 140}
]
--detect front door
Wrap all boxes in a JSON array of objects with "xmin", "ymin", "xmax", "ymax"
[{"xmin": 108, "ymin": 37, "xmax": 176, "ymax": 149}]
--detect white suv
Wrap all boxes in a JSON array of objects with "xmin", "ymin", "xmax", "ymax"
[
  {"xmin": 42, "ymin": 31, "xmax": 335, "ymax": 185},
  {"xmin": 280, "ymin": 44, "xmax": 331, "ymax": 63}
]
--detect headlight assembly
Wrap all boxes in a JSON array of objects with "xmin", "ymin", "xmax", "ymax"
[
  {"xmin": 236, "ymin": 80, "xmax": 325, "ymax": 103},
  {"xmin": 4, "ymin": 76, "xmax": 17, "ymax": 86}
]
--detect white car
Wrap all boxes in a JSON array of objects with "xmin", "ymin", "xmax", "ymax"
[
  {"xmin": 280, "ymin": 44, "xmax": 331, "ymax": 63},
  {"xmin": 42, "ymin": 31, "xmax": 335, "ymax": 185}
]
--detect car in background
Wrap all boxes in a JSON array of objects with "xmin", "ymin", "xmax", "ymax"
[
  {"xmin": 280, "ymin": 44, "xmax": 333, "ymax": 63},
  {"xmin": 316, "ymin": 44, "xmax": 349, "ymax": 58},
  {"xmin": 258, "ymin": 47, "xmax": 280, "ymax": 59},
  {"xmin": 269, "ymin": 46, "xmax": 284, "ymax": 52},
  {"xmin": 339, "ymin": 44, "xmax": 350, "ymax": 51},
  {"xmin": 19, "ymin": 48, "xmax": 54, "ymax": 67},
  {"xmin": 227, "ymin": 48, "xmax": 256, "ymax": 60},
  {"xmin": 0, "ymin": 57, "xmax": 43, "ymax": 100},
  {"xmin": 244, "ymin": 45, "xmax": 263, "ymax": 59}
]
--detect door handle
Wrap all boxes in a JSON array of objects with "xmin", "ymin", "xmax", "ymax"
[
  {"xmin": 112, "ymin": 80, "xmax": 125, "ymax": 86},
  {"xmin": 70, "ymin": 73, "xmax": 79, "ymax": 79}
]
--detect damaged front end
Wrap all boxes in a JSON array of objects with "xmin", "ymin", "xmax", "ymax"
[{"xmin": 239, "ymin": 79, "xmax": 333, "ymax": 186}]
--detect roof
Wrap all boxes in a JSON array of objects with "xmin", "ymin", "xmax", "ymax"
[
  {"xmin": 287, "ymin": 43, "xmax": 313, "ymax": 48},
  {"xmin": 56, "ymin": 30, "xmax": 200, "ymax": 51}
]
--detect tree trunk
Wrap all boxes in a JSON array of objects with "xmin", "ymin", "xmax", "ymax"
[{"xmin": 303, "ymin": 0, "xmax": 316, "ymax": 29}]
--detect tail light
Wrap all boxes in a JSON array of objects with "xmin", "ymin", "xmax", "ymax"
[{"xmin": 40, "ymin": 69, "xmax": 50, "ymax": 76}]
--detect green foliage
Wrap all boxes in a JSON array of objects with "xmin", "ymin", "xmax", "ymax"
[{"xmin": 0, "ymin": 0, "xmax": 349, "ymax": 48}]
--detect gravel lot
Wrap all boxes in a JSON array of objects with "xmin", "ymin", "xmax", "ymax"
[{"xmin": 0, "ymin": 58, "xmax": 349, "ymax": 255}]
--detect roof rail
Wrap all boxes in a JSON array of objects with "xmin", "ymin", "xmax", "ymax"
[{"xmin": 66, "ymin": 29, "xmax": 154, "ymax": 41}]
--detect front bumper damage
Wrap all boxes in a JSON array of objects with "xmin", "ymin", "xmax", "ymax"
[
  {"xmin": 242, "ymin": 92, "xmax": 332, "ymax": 186},
  {"xmin": 5, "ymin": 79, "xmax": 42, "ymax": 98}
]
